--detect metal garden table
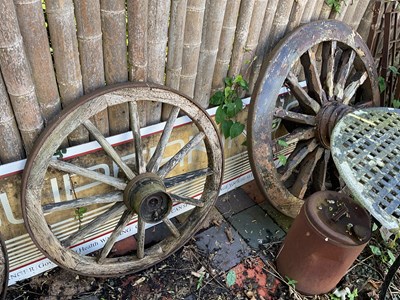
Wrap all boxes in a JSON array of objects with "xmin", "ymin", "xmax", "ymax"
[{"xmin": 331, "ymin": 107, "xmax": 400, "ymax": 299}]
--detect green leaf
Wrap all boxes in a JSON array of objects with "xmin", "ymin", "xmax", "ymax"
[
  {"xmin": 221, "ymin": 120, "xmax": 233, "ymax": 139},
  {"xmin": 278, "ymin": 139, "xmax": 289, "ymax": 148},
  {"xmin": 389, "ymin": 66, "xmax": 400, "ymax": 75},
  {"xmin": 226, "ymin": 270, "xmax": 236, "ymax": 287},
  {"xmin": 210, "ymin": 91, "xmax": 224, "ymax": 105},
  {"xmin": 215, "ymin": 106, "xmax": 226, "ymax": 124},
  {"xmin": 369, "ymin": 245, "xmax": 382, "ymax": 256},
  {"xmin": 230, "ymin": 122, "xmax": 245, "ymax": 139},
  {"xmin": 196, "ymin": 273, "xmax": 204, "ymax": 290},
  {"xmin": 224, "ymin": 86, "xmax": 233, "ymax": 98},
  {"xmin": 226, "ymin": 98, "xmax": 243, "ymax": 118},
  {"xmin": 233, "ymin": 74, "xmax": 249, "ymax": 91},
  {"xmin": 387, "ymin": 249, "xmax": 396, "ymax": 266},
  {"xmin": 278, "ymin": 154, "xmax": 287, "ymax": 166},
  {"xmin": 348, "ymin": 288, "xmax": 358, "ymax": 300},
  {"xmin": 378, "ymin": 76, "xmax": 386, "ymax": 93},
  {"xmin": 372, "ymin": 223, "xmax": 378, "ymax": 231},
  {"xmin": 285, "ymin": 276, "xmax": 297, "ymax": 288},
  {"xmin": 392, "ymin": 99, "xmax": 400, "ymax": 108},
  {"xmin": 224, "ymin": 77, "xmax": 233, "ymax": 87}
]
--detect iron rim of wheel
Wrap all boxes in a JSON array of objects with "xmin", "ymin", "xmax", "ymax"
[
  {"xmin": 248, "ymin": 20, "xmax": 379, "ymax": 218},
  {"xmin": 21, "ymin": 82, "xmax": 223, "ymax": 277},
  {"xmin": 0, "ymin": 234, "xmax": 8, "ymax": 300}
]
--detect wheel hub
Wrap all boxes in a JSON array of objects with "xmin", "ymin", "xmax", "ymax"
[
  {"xmin": 124, "ymin": 173, "xmax": 172, "ymax": 223},
  {"xmin": 315, "ymin": 101, "xmax": 354, "ymax": 149}
]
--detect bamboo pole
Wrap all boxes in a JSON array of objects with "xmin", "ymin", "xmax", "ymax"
[
  {"xmin": 319, "ymin": 1, "xmax": 333, "ymax": 19},
  {"xmin": 287, "ymin": 0, "xmax": 307, "ymax": 32},
  {"xmin": 0, "ymin": 0, "xmax": 44, "ymax": 153},
  {"xmin": 163, "ymin": 0, "xmax": 187, "ymax": 119},
  {"xmin": 312, "ymin": 0, "xmax": 326, "ymax": 21},
  {"xmin": 300, "ymin": 0, "xmax": 318, "ymax": 24},
  {"xmin": 166, "ymin": 0, "xmax": 187, "ymax": 91},
  {"xmin": 194, "ymin": 0, "xmax": 227, "ymax": 108},
  {"xmin": 240, "ymin": 0, "xmax": 268, "ymax": 78},
  {"xmin": 100, "ymin": 0, "xmax": 129, "ymax": 135},
  {"xmin": 46, "ymin": 0, "xmax": 88, "ymax": 146},
  {"xmin": 357, "ymin": 0, "xmax": 376, "ymax": 40},
  {"xmin": 345, "ymin": 0, "xmax": 369, "ymax": 30},
  {"xmin": 228, "ymin": 0, "xmax": 256, "ymax": 77},
  {"xmin": 248, "ymin": 0, "xmax": 279, "ymax": 92},
  {"xmin": 329, "ymin": 0, "xmax": 350, "ymax": 21},
  {"xmin": 180, "ymin": 0, "xmax": 206, "ymax": 98},
  {"xmin": 147, "ymin": 0, "xmax": 171, "ymax": 125},
  {"xmin": 211, "ymin": 0, "xmax": 241, "ymax": 94},
  {"xmin": 74, "ymin": 0, "xmax": 109, "ymax": 137},
  {"xmin": 0, "ymin": 73, "xmax": 25, "ymax": 162},
  {"xmin": 127, "ymin": 0, "xmax": 148, "ymax": 127},
  {"xmin": 14, "ymin": 0, "xmax": 61, "ymax": 124}
]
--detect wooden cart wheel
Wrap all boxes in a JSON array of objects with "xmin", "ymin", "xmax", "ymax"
[
  {"xmin": 21, "ymin": 82, "xmax": 223, "ymax": 277},
  {"xmin": 0, "ymin": 235, "xmax": 8, "ymax": 300},
  {"xmin": 248, "ymin": 20, "xmax": 379, "ymax": 218}
]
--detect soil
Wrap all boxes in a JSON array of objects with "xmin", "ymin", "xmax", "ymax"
[{"xmin": 5, "ymin": 187, "xmax": 400, "ymax": 300}]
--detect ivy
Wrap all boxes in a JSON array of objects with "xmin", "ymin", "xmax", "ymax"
[
  {"xmin": 325, "ymin": 0, "xmax": 343, "ymax": 13},
  {"xmin": 210, "ymin": 75, "xmax": 248, "ymax": 139}
]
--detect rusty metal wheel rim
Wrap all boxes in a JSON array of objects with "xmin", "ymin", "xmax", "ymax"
[
  {"xmin": 21, "ymin": 82, "xmax": 223, "ymax": 276},
  {"xmin": 248, "ymin": 20, "xmax": 379, "ymax": 218},
  {"xmin": 0, "ymin": 234, "xmax": 8, "ymax": 300}
]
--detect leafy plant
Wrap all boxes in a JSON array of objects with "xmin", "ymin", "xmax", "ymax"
[
  {"xmin": 226, "ymin": 270, "xmax": 236, "ymax": 287},
  {"xmin": 277, "ymin": 139, "xmax": 289, "ymax": 166},
  {"xmin": 330, "ymin": 287, "xmax": 358, "ymax": 300},
  {"xmin": 378, "ymin": 76, "xmax": 387, "ymax": 93},
  {"xmin": 196, "ymin": 273, "xmax": 204, "ymax": 290},
  {"xmin": 325, "ymin": 0, "xmax": 342, "ymax": 13},
  {"xmin": 285, "ymin": 276, "xmax": 297, "ymax": 289},
  {"xmin": 54, "ymin": 148, "xmax": 67, "ymax": 159},
  {"xmin": 75, "ymin": 207, "xmax": 87, "ymax": 229},
  {"xmin": 210, "ymin": 75, "xmax": 248, "ymax": 139}
]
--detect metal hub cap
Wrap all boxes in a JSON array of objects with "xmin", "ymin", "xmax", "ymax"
[
  {"xmin": 315, "ymin": 101, "xmax": 354, "ymax": 149},
  {"xmin": 124, "ymin": 173, "xmax": 172, "ymax": 223}
]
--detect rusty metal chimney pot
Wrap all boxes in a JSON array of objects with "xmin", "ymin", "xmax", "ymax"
[{"xmin": 276, "ymin": 191, "xmax": 371, "ymax": 295}]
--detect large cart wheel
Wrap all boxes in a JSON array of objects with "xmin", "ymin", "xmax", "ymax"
[
  {"xmin": 0, "ymin": 235, "xmax": 8, "ymax": 299},
  {"xmin": 248, "ymin": 20, "xmax": 379, "ymax": 218},
  {"xmin": 21, "ymin": 83, "xmax": 223, "ymax": 277}
]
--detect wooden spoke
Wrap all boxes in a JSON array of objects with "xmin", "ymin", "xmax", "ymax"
[
  {"xmin": 321, "ymin": 41, "xmax": 337, "ymax": 99},
  {"xmin": 312, "ymin": 149, "xmax": 331, "ymax": 191},
  {"xmin": 98, "ymin": 210, "xmax": 135, "ymax": 263},
  {"xmin": 62, "ymin": 203, "xmax": 125, "ymax": 248},
  {"xmin": 83, "ymin": 120, "xmax": 135, "ymax": 180},
  {"xmin": 170, "ymin": 193, "xmax": 204, "ymax": 207},
  {"xmin": 147, "ymin": 106, "xmax": 180, "ymax": 173},
  {"xmin": 158, "ymin": 132, "xmax": 205, "ymax": 178},
  {"xmin": 280, "ymin": 139, "xmax": 318, "ymax": 182},
  {"xmin": 273, "ymin": 127, "xmax": 315, "ymax": 153},
  {"xmin": 300, "ymin": 48, "xmax": 327, "ymax": 104},
  {"xmin": 49, "ymin": 159, "xmax": 127, "ymax": 190},
  {"xmin": 334, "ymin": 49, "xmax": 356, "ymax": 100},
  {"xmin": 164, "ymin": 168, "xmax": 212, "ymax": 188},
  {"xmin": 274, "ymin": 107, "xmax": 316, "ymax": 126},
  {"xmin": 163, "ymin": 218, "xmax": 180, "ymax": 238},
  {"xmin": 42, "ymin": 191, "xmax": 123, "ymax": 213},
  {"xmin": 136, "ymin": 217, "xmax": 146, "ymax": 259},
  {"xmin": 129, "ymin": 102, "xmax": 146, "ymax": 175},
  {"xmin": 286, "ymin": 72, "xmax": 320, "ymax": 114},
  {"xmin": 343, "ymin": 71, "xmax": 368, "ymax": 105},
  {"xmin": 289, "ymin": 147, "xmax": 324, "ymax": 199}
]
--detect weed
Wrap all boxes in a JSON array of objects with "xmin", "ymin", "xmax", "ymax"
[
  {"xmin": 325, "ymin": 0, "xmax": 343, "ymax": 13},
  {"xmin": 285, "ymin": 276, "xmax": 297, "ymax": 289},
  {"xmin": 210, "ymin": 75, "xmax": 248, "ymax": 140}
]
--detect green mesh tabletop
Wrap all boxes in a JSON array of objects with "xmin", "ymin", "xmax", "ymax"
[{"xmin": 331, "ymin": 107, "xmax": 400, "ymax": 231}]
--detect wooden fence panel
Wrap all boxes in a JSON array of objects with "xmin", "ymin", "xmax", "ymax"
[{"xmin": 0, "ymin": 0, "xmax": 378, "ymax": 162}]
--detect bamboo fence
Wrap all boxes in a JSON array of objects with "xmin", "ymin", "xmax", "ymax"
[{"xmin": 0, "ymin": 0, "xmax": 377, "ymax": 163}]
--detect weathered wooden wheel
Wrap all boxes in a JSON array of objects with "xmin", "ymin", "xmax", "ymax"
[
  {"xmin": 0, "ymin": 235, "xmax": 8, "ymax": 299},
  {"xmin": 21, "ymin": 82, "xmax": 223, "ymax": 276},
  {"xmin": 248, "ymin": 20, "xmax": 379, "ymax": 218}
]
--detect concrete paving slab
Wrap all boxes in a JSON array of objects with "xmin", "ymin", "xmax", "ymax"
[
  {"xmin": 229, "ymin": 205, "xmax": 285, "ymax": 249},
  {"xmin": 215, "ymin": 188, "xmax": 255, "ymax": 219},
  {"xmin": 194, "ymin": 222, "xmax": 251, "ymax": 272}
]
